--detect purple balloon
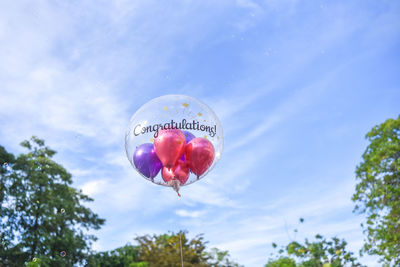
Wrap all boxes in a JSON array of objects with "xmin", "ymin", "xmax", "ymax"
[
  {"xmin": 133, "ymin": 143, "xmax": 162, "ymax": 179},
  {"xmin": 182, "ymin": 131, "xmax": 195, "ymax": 143},
  {"xmin": 180, "ymin": 131, "xmax": 196, "ymax": 161}
]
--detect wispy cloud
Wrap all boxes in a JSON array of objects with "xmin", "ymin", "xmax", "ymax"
[{"xmin": 175, "ymin": 209, "xmax": 205, "ymax": 218}]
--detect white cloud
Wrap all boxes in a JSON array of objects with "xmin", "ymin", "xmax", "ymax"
[
  {"xmin": 81, "ymin": 179, "xmax": 108, "ymax": 196},
  {"xmin": 175, "ymin": 209, "xmax": 205, "ymax": 218}
]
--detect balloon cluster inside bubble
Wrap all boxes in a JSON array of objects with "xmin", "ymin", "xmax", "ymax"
[{"xmin": 125, "ymin": 95, "xmax": 223, "ymax": 195}]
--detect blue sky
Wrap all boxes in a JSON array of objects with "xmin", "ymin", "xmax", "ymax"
[{"xmin": 0, "ymin": 0, "xmax": 399, "ymax": 266}]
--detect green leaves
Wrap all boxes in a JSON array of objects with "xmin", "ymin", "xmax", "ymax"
[
  {"xmin": 135, "ymin": 231, "xmax": 213, "ymax": 267},
  {"xmin": 266, "ymin": 220, "xmax": 364, "ymax": 267},
  {"xmin": 353, "ymin": 115, "xmax": 400, "ymax": 265},
  {"xmin": 88, "ymin": 232, "xmax": 242, "ymax": 267},
  {"xmin": 265, "ymin": 257, "xmax": 296, "ymax": 267},
  {"xmin": 0, "ymin": 137, "xmax": 105, "ymax": 266}
]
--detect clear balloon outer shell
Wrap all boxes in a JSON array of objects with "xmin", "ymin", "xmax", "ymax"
[{"xmin": 125, "ymin": 95, "xmax": 223, "ymax": 187}]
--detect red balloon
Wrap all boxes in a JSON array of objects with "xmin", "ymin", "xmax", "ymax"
[
  {"xmin": 185, "ymin": 137, "xmax": 215, "ymax": 178},
  {"xmin": 154, "ymin": 129, "xmax": 186, "ymax": 169},
  {"xmin": 161, "ymin": 159, "xmax": 190, "ymax": 185}
]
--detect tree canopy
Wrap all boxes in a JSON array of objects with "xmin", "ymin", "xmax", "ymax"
[
  {"xmin": 265, "ymin": 219, "xmax": 364, "ymax": 267},
  {"xmin": 352, "ymin": 115, "xmax": 400, "ymax": 265},
  {"xmin": 87, "ymin": 231, "xmax": 242, "ymax": 267},
  {"xmin": 266, "ymin": 234, "xmax": 364, "ymax": 267},
  {"xmin": 0, "ymin": 136, "xmax": 105, "ymax": 266}
]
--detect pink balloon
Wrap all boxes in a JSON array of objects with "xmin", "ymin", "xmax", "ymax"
[
  {"xmin": 154, "ymin": 129, "xmax": 186, "ymax": 169},
  {"xmin": 185, "ymin": 137, "xmax": 215, "ymax": 178},
  {"xmin": 161, "ymin": 159, "xmax": 189, "ymax": 185}
]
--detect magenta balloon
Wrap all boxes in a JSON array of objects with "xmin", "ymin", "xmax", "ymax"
[
  {"xmin": 185, "ymin": 137, "xmax": 215, "ymax": 178},
  {"xmin": 154, "ymin": 129, "xmax": 186, "ymax": 169},
  {"xmin": 161, "ymin": 159, "xmax": 190, "ymax": 185}
]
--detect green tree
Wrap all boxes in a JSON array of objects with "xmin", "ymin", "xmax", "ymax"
[
  {"xmin": 86, "ymin": 243, "xmax": 144, "ymax": 267},
  {"xmin": 352, "ymin": 115, "xmax": 400, "ymax": 265},
  {"xmin": 205, "ymin": 247, "xmax": 243, "ymax": 267},
  {"xmin": 0, "ymin": 136, "xmax": 105, "ymax": 266},
  {"xmin": 135, "ymin": 231, "xmax": 210, "ymax": 267},
  {"xmin": 266, "ymin": 219, "xmax": 364, "ymax": 267},
  {"xmin": 265, "ymin": 257, "xmax": 296, "ymax": 267},
  {"xmin": 0, "ymin": 145, "xmax": 24, "ymax": 265},
  {"xmin": 267, "ymin": 235, "xmax": 363, "ymax": 267},
  {"xmin": 87, "ymin": 231, "xmax": 242, "ymax": 267}
]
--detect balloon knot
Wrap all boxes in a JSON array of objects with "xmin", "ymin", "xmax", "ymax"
[{"xmin": 168, "ymin": 180, "xmax": 181, "ymax": 196}]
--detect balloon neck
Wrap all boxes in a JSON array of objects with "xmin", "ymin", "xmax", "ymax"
[{"xmin": 168, "ymin": 179, "xmax": 181, "ymax": 197}]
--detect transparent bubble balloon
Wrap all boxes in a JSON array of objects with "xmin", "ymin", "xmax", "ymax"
[{"xmin": 125, "ymin": 95, "xmax": 223, "ymax": 195}]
